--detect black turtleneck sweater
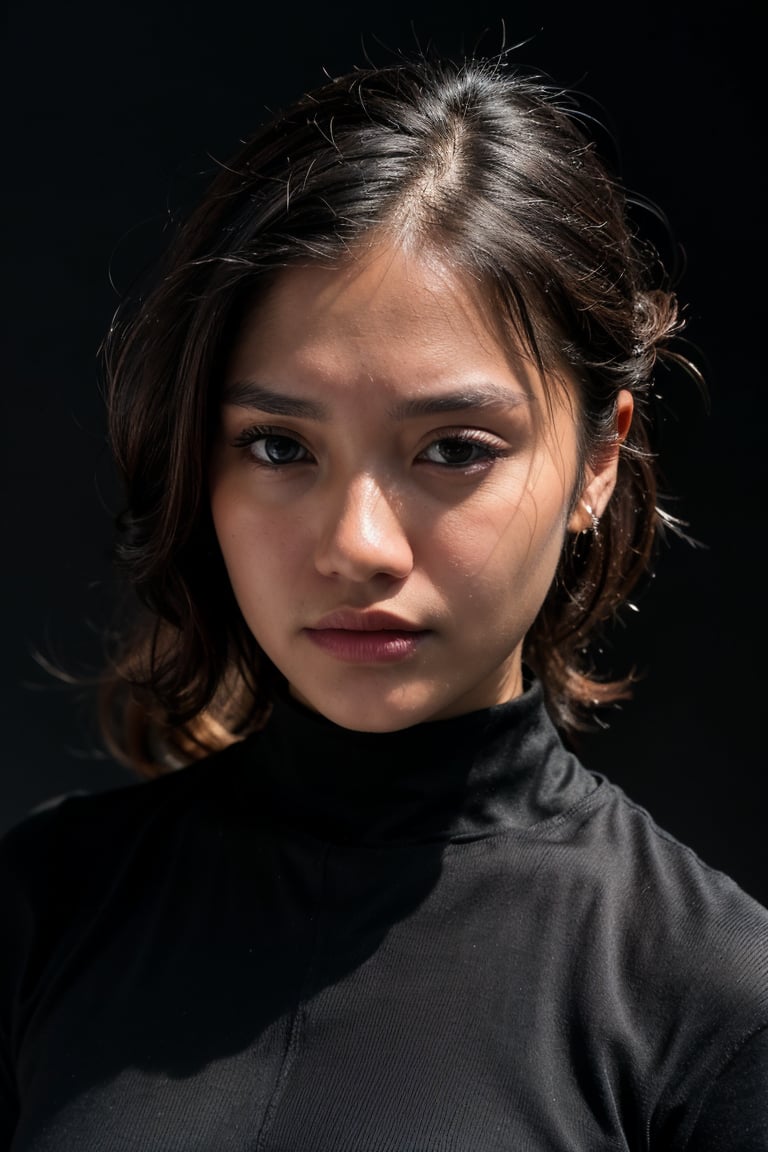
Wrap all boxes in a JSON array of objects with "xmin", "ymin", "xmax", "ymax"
[{"xmin": 1, "ymin": 684, "xmax": 767, "ymax": 1150}]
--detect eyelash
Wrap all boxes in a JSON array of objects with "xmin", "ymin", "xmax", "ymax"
[
  {"xmin": 230, "ymin": 424, "xmax": 507, "ymax": 471},
  {"xmin": 418, "ymin": 432, "xmax": 507, "ymax": 469},
  {"xmin": 232, "ymin": 425, "xmax": 314, "ymax": 467}
]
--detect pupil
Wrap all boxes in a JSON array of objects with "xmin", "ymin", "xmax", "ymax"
[
  {"xmin": 265, "ymin": 436, "xmax": 300, "ymax": 463},
  {"xmin": 440, "ymin": 439, "xmax": 474, "ymax": 464}
]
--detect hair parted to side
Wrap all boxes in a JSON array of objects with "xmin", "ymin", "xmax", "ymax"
[{"xmin": 99, "ymin": 51, "xmax": 702, "ymax": 775}]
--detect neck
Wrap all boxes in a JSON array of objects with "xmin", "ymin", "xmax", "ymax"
[{"xmin": 236, "ymin": 682, "xmax": 594, "ymax": 845}]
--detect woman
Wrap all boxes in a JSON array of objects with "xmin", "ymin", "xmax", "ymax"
[{"xmin": 2, "ymin": 53, "xmax": 766, "ymax": 1150}]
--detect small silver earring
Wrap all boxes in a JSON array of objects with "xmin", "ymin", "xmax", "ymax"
[{"xmin": 582, "ymin": 501, "xmax": 600, "ymax": 534}]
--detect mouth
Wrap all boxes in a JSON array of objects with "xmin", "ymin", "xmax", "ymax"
[
  {"xmin": 304, "ymin": 610, "xmax": 429, "ymax": 663},
  {"xmin": 310, "ymin": 609, "xmax": 424, "ymax": 632}
]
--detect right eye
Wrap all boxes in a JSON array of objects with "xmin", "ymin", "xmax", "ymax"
[{"xmin": 232, "ymin": 426, "xmax": 313, "ymax": 467}]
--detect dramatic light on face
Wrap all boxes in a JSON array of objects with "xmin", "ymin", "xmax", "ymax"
[{"xmin": 209, "ymin": 245, "xmax": 618, "ymax": 731}]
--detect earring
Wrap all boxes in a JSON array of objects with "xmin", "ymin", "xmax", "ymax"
[{"xmin": 582, "ymin": 501, "xmax": 600, "ymax": 534}]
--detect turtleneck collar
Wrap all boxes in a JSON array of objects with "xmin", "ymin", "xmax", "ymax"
[{"xmin": 238, "ymin": 681, "xmax": 596, "ymax": 845}]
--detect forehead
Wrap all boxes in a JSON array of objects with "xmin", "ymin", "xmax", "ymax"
[
  {"xmin": 224, "ymin": 243, "xmax": 576, "ymax": 422},
  {"xmin": 233, "ymin": 246, "xmax": 499, "ymax": 351}
]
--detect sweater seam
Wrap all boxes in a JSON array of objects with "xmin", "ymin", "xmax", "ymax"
[{"xmin": 255, "ymin": 841, "xmax": 331, "ymax": 1148}]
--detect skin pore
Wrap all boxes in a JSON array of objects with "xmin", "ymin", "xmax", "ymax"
[{"xmin": 209, "ymin": 243, "xmax": 632, "ymax": 732}]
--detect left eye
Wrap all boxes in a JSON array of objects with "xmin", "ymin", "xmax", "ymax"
[
  {"xmin": 419, "ymin": 437, "xmax": 497, "ymax": 466},
  {"xmin": 249, "ymin": 434, "xmax": 309, "ymax": 465}
]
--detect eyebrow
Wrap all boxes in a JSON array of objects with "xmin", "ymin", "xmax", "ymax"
[
  {"xmin": 222, "ymin": 379, "xmax": 531, "ymax": 420},
  {"xmin": 389, "ymin": 385, "xmax": 531, "ymax": 419},
  {"xmin": 222, "ymin": 381, "xmax": 330, "ymax": 419}
]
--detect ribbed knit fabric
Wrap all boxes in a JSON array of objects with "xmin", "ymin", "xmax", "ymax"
[{"xmin": 1, "ymin": 683, "xmax": 767, "ymax": 1150}]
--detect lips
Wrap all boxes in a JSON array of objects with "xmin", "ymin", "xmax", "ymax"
[
  {"xmin": 309, "ymin": 609, "xmax": 424, "ymax": 632},
  {"xmin": 304, "ymin": 609, "xmax": 429, "ymax": 663}
]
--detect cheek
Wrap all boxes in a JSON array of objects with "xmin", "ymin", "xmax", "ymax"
[
  {"xmin": 432, "ymin": 483, "xmax": 569, "ymax": 587},
  {"xmin": 212, "ymin": 472, "xmax": 282, "ymax": 548},
  {"xmin": 210, "ymin": 487, "xmax": 296, "ymax": 602},
  {"xmin": 210, "ymin": 488, "xmax": 249, "ymax": 572}
]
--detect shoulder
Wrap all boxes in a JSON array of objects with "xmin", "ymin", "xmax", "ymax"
[
  {"xmin": 583, "ymin": 778, "xmax": 768, "ymax": 1045},
  {"xmin": 0, "ymin": 740, "xmax": 253, "ymax": 1035},
  {"xmin": 537, "ymin": 772, "xmax": 768, "ymax": 1045},
  {"xmin": 536, "ymin": 776, "xmax": 768, "ymax": 1143},
  {"xmin": 609, "ymin": 777, "xmax": 764, "ymax": 898},
  {"xmin": 582, "ymin": 773, "xmax": 765, "ymax": 901},
  {"xmin": 0, "ymin": 738, "xmax": 250, "ymax": 915},
  {"xmin": 590, "ymin": 776, "xmax": 768, "ymax": 957}
]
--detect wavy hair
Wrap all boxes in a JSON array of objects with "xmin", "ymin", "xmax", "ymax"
[{"xmin": 98, "ymin": 53, "xmax": 702, "ymax": 774}]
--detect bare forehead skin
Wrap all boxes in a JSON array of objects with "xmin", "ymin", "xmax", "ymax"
[
  {"xmin": 223, "ymin": 241, "xmax": 579, "ymax": 433},
  {"xmin": 233, "ymin": 246, "xmax": 505, "ymax": 372}
]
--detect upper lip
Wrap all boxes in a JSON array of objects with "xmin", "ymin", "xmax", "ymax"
[{"xmin": 308, "ymin": 609, "xmax": 426, "ymax": 632}]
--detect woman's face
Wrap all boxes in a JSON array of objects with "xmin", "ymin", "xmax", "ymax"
[{"xmin": 210, "ymin": 244, "xmax": 624, "ymax": 731}]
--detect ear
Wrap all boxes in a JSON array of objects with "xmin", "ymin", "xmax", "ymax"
[{"xmin": 567, "ymin": 390, "xmax": 634, "ymax": 533}]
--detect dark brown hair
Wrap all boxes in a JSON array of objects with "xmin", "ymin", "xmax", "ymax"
[{"xmin": 99, "ymin": 53, "xmax": 701, "ymax": 774}]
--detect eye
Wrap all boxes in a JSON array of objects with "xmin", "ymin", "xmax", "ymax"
[
  {"xmin": 232, "ymin": 426, "xmax": 312, "ymax": 467},
  {"xmin": 419, "ymin": 434, "xmax": 504, "ymax": 468}
]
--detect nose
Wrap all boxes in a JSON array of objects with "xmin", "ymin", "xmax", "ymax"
[{"xmin": 314, "ymin": 473, "xmax": 414, "ymax": 582}]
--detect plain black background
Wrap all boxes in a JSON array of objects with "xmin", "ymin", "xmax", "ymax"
[{"xmin": 4, "ymin": 1, "xmax": 766, "ymax": 906}]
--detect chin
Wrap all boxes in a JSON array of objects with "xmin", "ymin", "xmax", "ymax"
[{"xmin": 291, "ymin": 685, "xmax": 445, "ymax": 733}]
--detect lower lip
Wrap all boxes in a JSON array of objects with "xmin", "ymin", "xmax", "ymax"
[{"xmin": 304, "ymin": 628, "xmax": 427, "ymax": 663}]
